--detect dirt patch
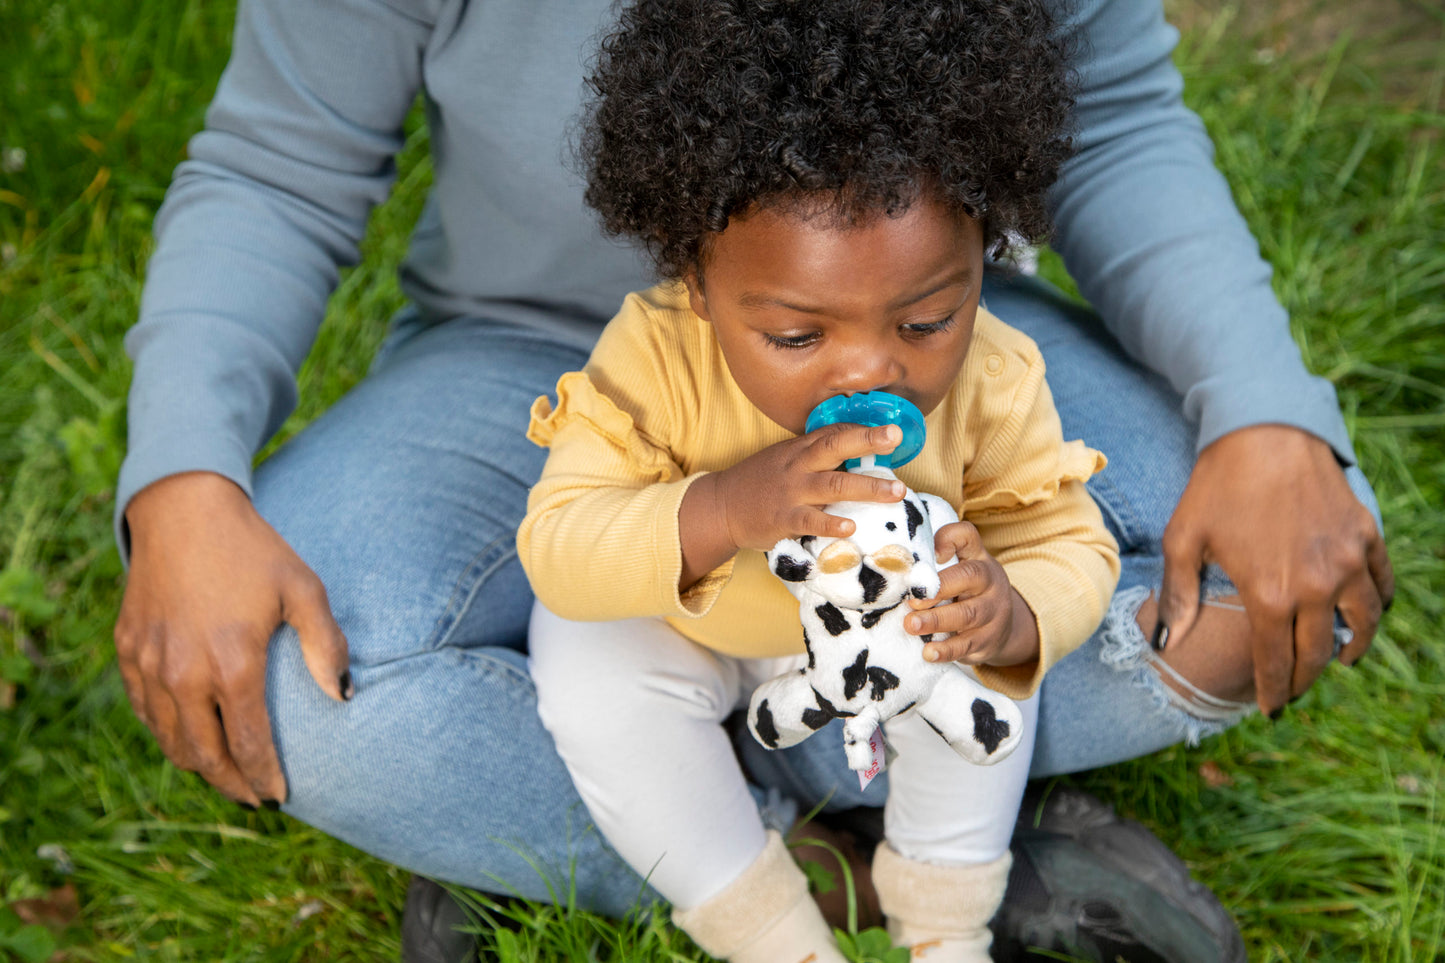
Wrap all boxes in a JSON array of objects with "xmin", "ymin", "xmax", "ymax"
[{"xmin": 1165, "ymin": 0, "xmax": 1444, "ymax": 105}]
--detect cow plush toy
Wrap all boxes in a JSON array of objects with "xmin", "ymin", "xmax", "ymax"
[{"xmin": 747, "ymin": 462, "xmax": 1024, "ymax": 774}]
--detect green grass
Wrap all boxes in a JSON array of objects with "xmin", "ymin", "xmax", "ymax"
[{"xmin": 1, "ymin": 0, "xmax": 1442, "ymax": 959}]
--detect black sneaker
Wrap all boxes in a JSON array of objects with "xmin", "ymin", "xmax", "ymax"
[
  {"xmin": 400, "ymin": 875, "xmax": 479, "ymax": 963},
  {"xmin": 990, "ymin": 785, "xmax": 1247, "ymax": 963}
]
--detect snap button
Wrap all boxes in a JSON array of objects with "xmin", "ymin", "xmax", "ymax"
[{"xmin": 984, "ymin": 354, "xmax": 1004, "ymax": 375}]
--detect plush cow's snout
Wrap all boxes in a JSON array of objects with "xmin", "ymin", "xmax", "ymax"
[
  {"xmin": 869, "ymin": 544, "xmax": 912, "ymax": 572},
  {"xmin": 818, "ymin": 540, "xmax": 861, "ymax": 574}
]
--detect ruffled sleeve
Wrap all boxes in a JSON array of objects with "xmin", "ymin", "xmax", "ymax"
[
  {"xmin": 518, "ymin": 369, "xmax": 732, "ymax": 622},
  {"xmin": 527, "ymin": 371, "xmax": 682, "ymax": 485},
  {"xmin": 964, "ymin": 352, "xmax": 1121, "ymax": 700}
]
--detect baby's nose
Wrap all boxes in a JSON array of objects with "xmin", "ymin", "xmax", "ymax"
[{"xmin": 830, "ymin": 351, "xmax": 902, "ymax": 396}]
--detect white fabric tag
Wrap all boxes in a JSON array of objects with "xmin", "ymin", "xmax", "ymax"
[{"xmin": 856, "ymin": 724, "xmax": 895, "ymax": 790}]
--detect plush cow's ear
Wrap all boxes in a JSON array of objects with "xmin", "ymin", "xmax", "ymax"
[
  {"xmin": 769, "ymin": 539, "xmax": 814, "ymax": 582},
  {"xmin": 772, "ymin": 554, "xmax": 812, "ymax": 582}
]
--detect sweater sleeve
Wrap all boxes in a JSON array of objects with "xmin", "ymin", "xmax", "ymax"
[
  {"xmin": 116, "ymin": 0, "xmax": 442, "ymax": 559},
  {"xmin": 517, "ymin": 312, "xmax": 733, "ymax": 622},
  {"xmin": 1049, "ymin": 0, "xmax": 1355, "ymax": 463},
  {"xmin": 963, "ymin": 355, "xmax": 1121, "ymax": 700}
]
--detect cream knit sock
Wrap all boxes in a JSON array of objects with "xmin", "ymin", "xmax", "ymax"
[
  {"xmin": 671, "ymin": 830, "xmax": 847, "ymax": 963},
  {"xmin": 872, "ymin": 844, "xmax": 1011, "ymax": 962}
]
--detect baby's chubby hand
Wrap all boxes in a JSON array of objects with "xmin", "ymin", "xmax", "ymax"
[
  {"xmin": 710, "ymin": 422, "xmax": 907, "ymax": 551},
  {"xmin": 905, "ymin": 520, "xmax": 1040, "ymax": 668}
]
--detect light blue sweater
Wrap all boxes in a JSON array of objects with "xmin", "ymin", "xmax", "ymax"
[{"xmin": 118, "ymin": 0, "xmax": 1354, "ymax": 550}]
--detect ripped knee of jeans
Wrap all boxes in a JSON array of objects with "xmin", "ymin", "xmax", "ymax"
[{"xmin": 1096, "ymin": 585, "xmax": 1253, "ymax": 745}]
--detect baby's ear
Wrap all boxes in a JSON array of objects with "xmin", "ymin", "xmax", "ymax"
[
  {"xmin": 768, "ymin": 539, "xmax": 814, "ymax": 583},
  {"xmin": 685, "ymin": 271, "xmax": 712, "ymax": 325}
]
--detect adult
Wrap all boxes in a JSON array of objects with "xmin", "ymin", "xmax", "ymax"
[{"xmin": 113, "ymin": 0, "xmax": 1392, "ymax": 960}]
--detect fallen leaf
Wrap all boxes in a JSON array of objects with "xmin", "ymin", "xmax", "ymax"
[
  {"xmin": 10, "ymin": 883, "xmax": 79, "ymax": 931},
  {"xmin": 1199, "ymin": 761, "xmax": 1235, "ymax": 788}
]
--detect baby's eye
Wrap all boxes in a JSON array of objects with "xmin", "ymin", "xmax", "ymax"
[
  {"xmin": 900, "ymin": 314, "xmax": 959, "ymax": 339},
  {"xmin": 765, "ymin": 331, "xmax": 821, "ymax": 350}
]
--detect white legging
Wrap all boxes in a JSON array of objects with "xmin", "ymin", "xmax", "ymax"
[{"xmin": 528, "ymin": 604, "xmax": 1038, "ymax": 911}]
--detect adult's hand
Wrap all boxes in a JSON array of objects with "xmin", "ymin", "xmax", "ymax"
[
  {"xmin": 1157, "ymin": 425, "xmax": 1394, "ymax": 718},
  {"xmin": 115, "ymin": 471, "xmax": 351, "ymax": 807}
]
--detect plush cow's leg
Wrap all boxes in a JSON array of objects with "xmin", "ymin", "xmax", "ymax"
[
  {"xmin": 913, "ymin": 668, "xmax": 1024, "ymax": 765},
  {"xmin": 841, "ymin": 706, "xmax": 884, "ymax": 771},
  {"xmin": 748, "ymin": 670, "xmax": 835, "ymax": 751}
]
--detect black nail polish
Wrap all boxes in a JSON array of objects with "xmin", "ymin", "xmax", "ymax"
[
  {"xmin": 339, "ymin": 670, "xmax": 355, "ymax": 701},
  {"xmin": 238, "ymin": 802, "xmax": 257, "ymax": 812},
  {"xmin": 1269, "ymin": 707, "xmax": 1285, "ymax": 722},
  {"xmin": 262, "ymin": 798, "xmax": 281, "ymax": 812},
  {"xmin": 1150, "ymin": 622, "xmax": 1169, "ymax": 652}
]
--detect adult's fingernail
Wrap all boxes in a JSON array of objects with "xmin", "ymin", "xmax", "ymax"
[
  {"xmin": 1269, "ymin": 707, "xmax": 1285, "ymax": 722},
  {"xmin": 262, "ymin": 798, "xmax": 281, "ymax": 812},
  {"xmin": 339, "ymin": 670, "xmax": 355, "ymax": 701},
  {"xmin": 1150, "ymin": 622, "xmax": 1169, "ymax": 652}
]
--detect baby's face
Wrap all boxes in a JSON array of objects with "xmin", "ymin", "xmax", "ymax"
[{"xmin": 687, "ymin": 196, "xmax": 983, "ymax": 435}]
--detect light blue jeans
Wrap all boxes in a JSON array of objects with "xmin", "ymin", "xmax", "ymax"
[{"xmin": 256, "ymin": 274, "xmax": 1379, "ymax": 914}]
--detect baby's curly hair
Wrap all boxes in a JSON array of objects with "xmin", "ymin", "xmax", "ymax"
[{"xmin": 580, "ymin": 0, "xmax": 1075, "ymax": 279}]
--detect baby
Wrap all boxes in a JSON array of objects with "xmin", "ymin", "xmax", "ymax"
[{"xmin": 518, "ymin": 2, "xmax": 1119, "ymax": 960}]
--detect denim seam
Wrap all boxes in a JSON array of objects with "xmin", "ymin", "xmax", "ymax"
[
  {"xmin": 1086, "ymin": 473, "xmax": 1144, "ymax": 553},
  {"xmin": 428, "ymin": 532, "xmax": 521, "ymax": 652}
]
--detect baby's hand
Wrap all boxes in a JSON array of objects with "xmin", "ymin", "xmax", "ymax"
[
  {"xmin": 904, "ymin": 520, "xmax": 1039, "ymax": 667},
  {"xmin": 712, "ymin": 423, "xmax": 906, "ymax": 551}
]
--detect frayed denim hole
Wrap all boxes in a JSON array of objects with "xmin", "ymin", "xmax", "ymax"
[{"xmin": 1097, "ymin": 586, "xmax": 1252, "ymax": 746}]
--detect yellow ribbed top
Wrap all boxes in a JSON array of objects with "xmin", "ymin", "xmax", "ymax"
[{"xmin": 518, "ymin": 281, "xmax": 1119, "ymax": 698}]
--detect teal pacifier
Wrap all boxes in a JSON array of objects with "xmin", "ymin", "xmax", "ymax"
[{"xmin": 805, "ymin": 391, "xmax": 926, "ymax": 470}]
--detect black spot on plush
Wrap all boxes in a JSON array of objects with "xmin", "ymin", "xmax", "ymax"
[
  {"xmin": 803, "ymin": 628, "xmax": 815, "ymax": 669},
  {"xmin": 800, "ymin": 706, "xmax": 832, "ymax": 730},
  {"xmin": 971, "ymin": 698, "xmax": 1012, "ymax": 754},
  {"xmin": 799, "ymin": 535, "xmax": 816, "ymax": 547},
  {"xmin": 905, "ymin": 498, "xmax": 925, "ymax": 539},
  {"xmin": 801, "ymin": 689, "xmax": 837, "ymax": 730},
  {"xmin": 858, "ymin": 564, "xmax": 887, "ymax": 604},
  {"xmin": 774, "ymin": 554, "xmax": 812, "ymax": 582},
  {"xmin": 885, "ymin": 521, "xmax": 897, "ymax": 531},
  {"xmin": 812, "ymin": 687, "xmax": 853, "ymax": 718},
  {"xmin": 910, "ymin": 585, "xmax": 929, "ymax": 599},
  {"xmin": 866, "ymin": 666, "xmax": 900, "ymax": 701},
  {"xmin": 860, "ymin": 600, "xmax": 899, "ymax": 629},
  {"xmin": 842, "ymin": 649, "xmax": 870, "ymax": 701},
  {"xmin": 754, "ymin": 699, "xmax": 780, "ymax": 748},
  {"xmin": 815, "ymin": 602, "xmax": 850, "ymax": 636}
]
